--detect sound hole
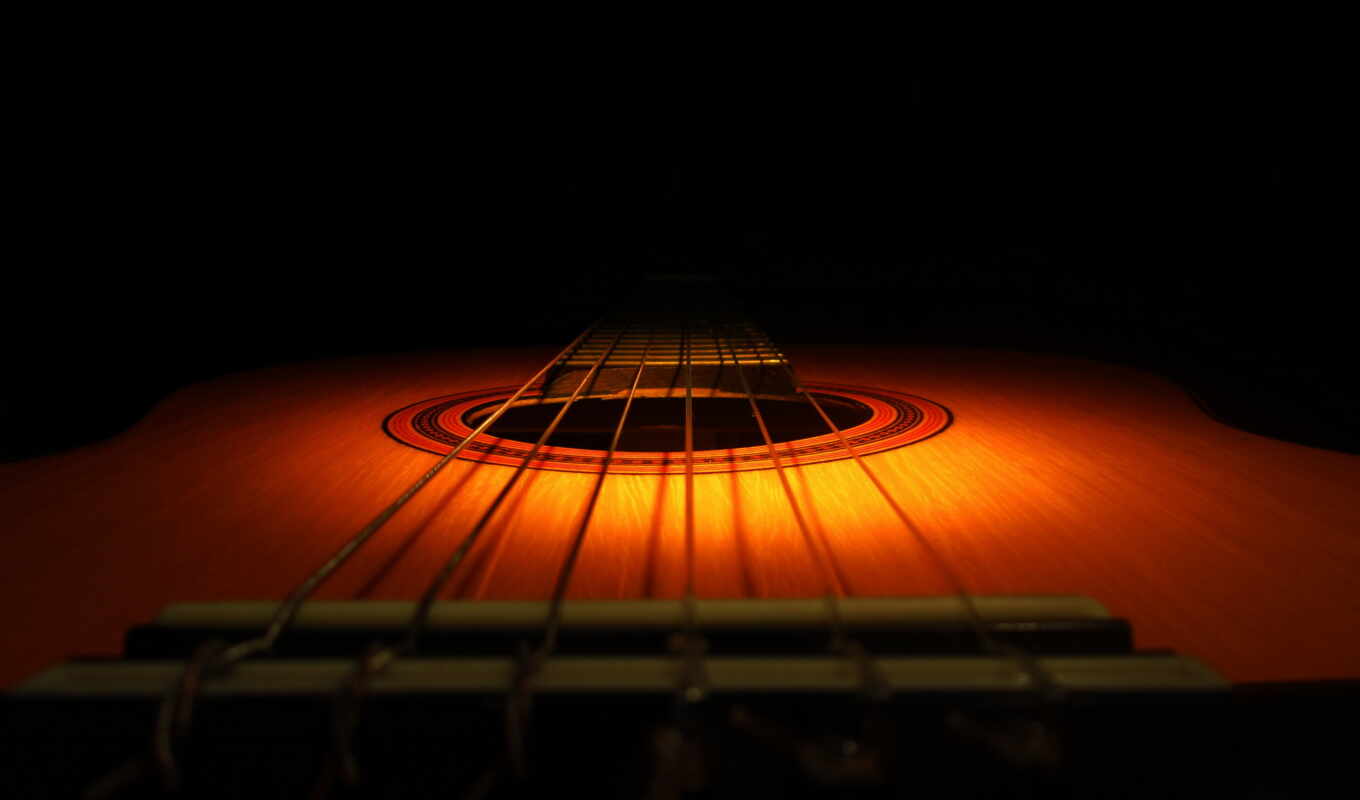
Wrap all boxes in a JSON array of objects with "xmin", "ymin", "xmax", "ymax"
[{"xmin": 466, "ymin": 395, "xmax": 873, "ymax": 451}]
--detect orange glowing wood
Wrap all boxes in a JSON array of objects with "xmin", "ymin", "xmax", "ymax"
[{"xmin": 1, "ymin": 347, "xmax": 1357, "ymax": 687}]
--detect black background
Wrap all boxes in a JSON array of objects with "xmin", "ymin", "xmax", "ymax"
[{"xmin": 5, "ymin": 61, "xmax": 1353, "ymax": 459}]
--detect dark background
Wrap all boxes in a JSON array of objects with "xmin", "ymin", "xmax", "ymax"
[{"xmin": 5, "ymin": 65, "xmax": 1353, "ymax": 459}]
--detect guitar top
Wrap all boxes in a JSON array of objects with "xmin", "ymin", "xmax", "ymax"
[{"xmin": 2, "ymin": 343, "xmax": 1357, "ymax": 688}]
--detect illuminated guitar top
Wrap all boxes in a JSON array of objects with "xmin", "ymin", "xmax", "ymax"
[{"xmin": 2, "ymin": 276, "xmax": 1357, "ymax": 796}]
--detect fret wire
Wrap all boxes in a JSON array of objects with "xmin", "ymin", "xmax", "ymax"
[
  {"xmin": 565, "ymin": 346, "xmax": 781, "ymax": 351},
  {"xmin": 565, "ymin": 334, "xmax": 788, "ymax": 366},
  {"xmin": 566, "ymin": 344, "xmax": 780, "ymax": 351},
  {"xmin": 716, "ymin": 330, "xmax": 781, "ymax": 361}
]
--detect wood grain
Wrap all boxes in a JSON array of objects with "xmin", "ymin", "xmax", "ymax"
[{"xmin": 1, "ymin": 347, "xmax": 1357, "ymax": 687}]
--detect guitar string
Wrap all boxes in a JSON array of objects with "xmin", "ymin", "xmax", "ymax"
[
  {"xmin": 528, "ymin": 327, "xmax": 655, "ymax": 655},
  {"xmin": 638, "ymin": 318, "xmax": 710, "ymax": 800},
  {"xmin": 683, "ymin": 320, "xmax": 698, "ymax": 612},
  {"xmin": 88, "ymin": 323, "xmax": 604, "ymax": 797},
  {"xmin": 315, "ymin": 325, "xmax": 634, "ymax": 790},
  {"xmin": 673, "ymin": 318, "xmax": 708, "ymax": 702},
  {"xmin": 405, "ymin": 326, "xmax": 633, "ymax": 651},
  {"xmin": 219, "ymin": 323, "xmax": 602, "ymax": 667},
  {"xmin": 499, "ymin": 327, "xmax": 657, "ymax": 778},
  {"xmin": 715, "ymin": 323, "xmax": 888, "ymax": 698},
  {"xmin": 716, "ymin": 323, "xmax": 849, "ymax": 593},
  {"xmin": 746, "ymin": 331, "xmax": 1061, "ymax": 699},
  {"xmin": 90, "ymin": 311, "xmax": 1057, "ymax": 796},
  {"xmin": 137, "ymin": 315, "xmax": 1050, "ymax": 794}
]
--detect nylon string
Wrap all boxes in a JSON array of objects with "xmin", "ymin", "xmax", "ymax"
[
  {"xmin": 673, "ymin": 319, "xmax": 708, "ymax": 703},
  {"xmin": 220, "ymin": 322, "xmax": 603, "ymax": 666},
  {"xmin": 765, "ymin": 339, "xmax": 1060, "ymax": 699},
  {"xmin": 501, "ymin": 328, "xmax": 656, "ymax": 777},
  {"xmin": 715, "ymin": 324, "xmax": 870, "ymax": 669},
  {"xmin": 96, "ymin": 322, "xmax": 606, "ymax": 796},
  {"xmin": 401, "ymin": 324, "xmax": 629, "ymax": 655},
  {"xmin": 320, "ymin": 325, "xmax": 634, "ymax": 790}
]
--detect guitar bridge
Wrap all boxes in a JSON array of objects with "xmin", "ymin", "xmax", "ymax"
[{"xmin": 5, "ymin": 597, "xmax": 1229, "ymax": 797}]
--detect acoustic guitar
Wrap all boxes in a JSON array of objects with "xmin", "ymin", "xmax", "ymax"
[{"xmin": 2, "ymin": 276, "xmax": 1357, "ymax": 797}]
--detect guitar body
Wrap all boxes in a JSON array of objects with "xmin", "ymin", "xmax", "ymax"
[{"xmin": 3, "ymin": 345, "xmax": 1358, "ymax": 688}]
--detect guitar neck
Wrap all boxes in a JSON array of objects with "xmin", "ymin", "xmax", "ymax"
[
  {"xmin": 537, "ymin": 274, "xmax": 793, "ymax": 398},
  {"xmin": 542, "ymin": 319, "xmax": 795, "ymax": 399}
]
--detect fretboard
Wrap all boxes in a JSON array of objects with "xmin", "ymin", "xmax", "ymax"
[{"xmin": 542, "ymin": 319, "xmax": 796, "ymax": 399}]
